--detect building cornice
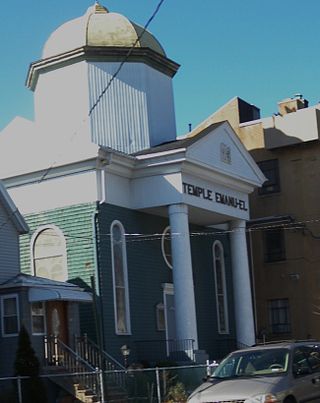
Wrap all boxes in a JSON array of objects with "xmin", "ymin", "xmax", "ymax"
[
  {"xmin": 133, "ymin": 148, "xmax": 258, "ymax": 193},
  {"xmin": 3, "ymin": 158, "xmax": 100, "ymax": 189},
  {"xmin": 3, "ymin": 149, "xmax": 136, "ymax": 188},
  {"xmin": 27, "ymin": 46, "xmax": 180, "ymax": 91}
]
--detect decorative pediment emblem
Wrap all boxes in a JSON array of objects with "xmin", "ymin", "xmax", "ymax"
[{"xmin": 220, "ymin": 142, "xmax": 231, "ymax": 164}]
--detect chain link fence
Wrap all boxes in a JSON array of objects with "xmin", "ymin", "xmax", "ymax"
[{"xmin": 0, "ymin": 362, "xmax": 219, "ymax": 403}]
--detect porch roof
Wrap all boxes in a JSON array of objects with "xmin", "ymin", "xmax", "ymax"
[
  {"xmin": 0, "ymin": 273, "xmax": 92, "ymax": 303},
  {"xmin": 28, "ymin": 287, "xmax": 92, "ymax": 302}
]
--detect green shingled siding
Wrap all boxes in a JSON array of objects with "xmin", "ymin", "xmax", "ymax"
[
  {"xmin": 20, "ymin": 203, "xmax": 97, "ymax": 285},
  {"xmin": 19, "ymin": 202, "xmax": 98, "ymax": 336}
]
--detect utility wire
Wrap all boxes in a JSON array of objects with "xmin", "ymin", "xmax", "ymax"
[
  {"xmin": 88, "ymin": 0, "xmax": 166, "ymax": 116},
  {"xmin": 37, "ymin": 0, "xmax": 166, "ymax": 184},
  {"xmin": 15, "ymin": 215, "xmax": 320, "ymax": 245},
  {"xmin": 1, "ymin": 1, "xmax": 168, "ymax": 233},
  {"xmin": 3, "ymin": 0, "xmax": 320, "ymax": 245}
]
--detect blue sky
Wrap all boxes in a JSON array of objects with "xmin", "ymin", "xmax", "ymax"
[{"xmin": 1, "ymin": 0, "xmax": 320, "ymax": 136}]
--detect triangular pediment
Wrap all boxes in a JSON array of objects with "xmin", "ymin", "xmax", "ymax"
[{"xmin": 185, "ymin": 121, "xmax": 266, "ymax": 188}]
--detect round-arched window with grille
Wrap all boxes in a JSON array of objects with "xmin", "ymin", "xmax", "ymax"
[{"xmin": 32, "ymin": 226, "xmax": 67, "ymax": 282}]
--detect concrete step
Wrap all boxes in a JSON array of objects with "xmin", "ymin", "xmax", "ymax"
[{"xmin": 75, "ymin": 384, "xmax": 99, "ymax": 403}]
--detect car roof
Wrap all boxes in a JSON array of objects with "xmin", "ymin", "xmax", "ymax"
[{"xmin": 232, "ymin": 340, "xmax": 320, "ymax": 353}]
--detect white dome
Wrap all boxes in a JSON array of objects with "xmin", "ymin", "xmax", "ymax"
[{"xmin": 42, "ymin": 2, "xmax": 166, "ymax": 59}]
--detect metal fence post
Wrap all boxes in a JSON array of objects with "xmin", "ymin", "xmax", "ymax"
[
  {"xmin": 155, "ymin": 367, "xmax": 161, "ymax": 403},
  {"xmin": 206, "ymin": 359, "xmax": 211, "ymax": 378},
  {"xmin": 54, "ymin": 335, "xmax": 59, "ymax": 366},
  {"xmin": 99, "ymin": 369, "xmax": 105, "ymax": 403},
  {"xmin": 44, "ymin": 335, "xmax": 48, "ymax": 365},
  {"xmin": 17, "ymin": 376, "xmax": 22, "ymax": 403}
]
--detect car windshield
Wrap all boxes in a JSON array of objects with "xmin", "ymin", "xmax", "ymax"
[{"xmin": 212, "ymin": 348, "xmax": 289, "ymax": 379}]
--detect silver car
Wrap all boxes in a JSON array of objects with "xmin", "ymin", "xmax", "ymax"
[{"xmin": 188, "ymin": 341, "xmax": 320, "ymax": 403}]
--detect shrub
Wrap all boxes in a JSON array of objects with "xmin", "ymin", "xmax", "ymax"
[
  {"xmin": 164, "ymin": 381, "xmax": 188, "ymax": 403},
  {"xmin": 14, "ymin": 325, "xmax": 48, "ymax": 403}
]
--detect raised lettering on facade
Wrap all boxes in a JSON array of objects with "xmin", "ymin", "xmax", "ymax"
[
  {"xmin": 182, "ymin": 182, "xmax": 213, "ymax": 201},
  {"xmin": 182, "ymin": 181, "xmax": 248, "ymax": 211}
]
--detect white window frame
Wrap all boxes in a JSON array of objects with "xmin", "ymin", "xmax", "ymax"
[
  {"xmin": 1, "ymin": 294, "xmax": 20, "ymax": 337},
  {"xmin": 110, "ymin": 220, "xmax": 131, "ymax": 335},
  {"xmin": 30, "ymin": 224, "xmax": 68, "ymax": 281},
  {"xmin": 31, "ymin": 301, "xmax": 46, "ymax": 336},
  {"xmin": 213, "ymin": 241, "xmax": 229, "ymax": 334},
  {"xmin": 162, "ymin": 283, "xmax": 175, "ymax": 356},
  {"xmin": 161, "ymin": 226, "xmax": 173, "ymax": 269}
]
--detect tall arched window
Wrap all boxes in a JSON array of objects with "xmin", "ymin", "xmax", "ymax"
[
  {"xmin": 213, "ymin": 241, "xmax": 229, "ymax": 334},
  {"xmin": 32, "ymin": 226, "xmax": 67, "ymax": 282},
  {"xmin": 111, "ymin": 221, "xmax": 131, "ymax": 335}
]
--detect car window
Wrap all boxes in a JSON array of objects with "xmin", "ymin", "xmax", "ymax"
[
  {"xmin": 213, "ymin": 348, "xmax": 289, "ymax": 378},
  {"xmin": 305, "ymin": 345, "xmax": 320, "ymax": 373},
  {"xmin": 293, "ymin": 345, "xmax": 320, "ymax": 376},
  {"xmin": 293, "ymin": 347, "xmax": 312, "ymax": 376}
]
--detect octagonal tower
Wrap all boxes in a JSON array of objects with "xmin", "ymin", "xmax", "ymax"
[{"xmin": 27, "ymin": 2, "xmax": 179, "ymax": 154}]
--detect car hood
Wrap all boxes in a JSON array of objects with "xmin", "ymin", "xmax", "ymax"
[{"xmin": 188, "ymin": 376, "xmax": 281, "ymax": 402}]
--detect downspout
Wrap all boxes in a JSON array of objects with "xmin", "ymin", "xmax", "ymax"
[
  {"xmin": 92, "ymin": 205, "xmax": 109, "ymax": 399},
  {"xmin": 247, "ymin": 227, "xmax": 258, "ymax": 335},
  {"xmin": 92, "ymin": 206, "xmax": 105, "ymax": 351},
  {"xmin": 92, "ymin": 151, "xmax": 110, "ymax": 351}
]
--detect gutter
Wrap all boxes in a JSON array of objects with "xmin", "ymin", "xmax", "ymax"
[
  {"xmin": 247, "ymin": 215, "xmax": 295, "ymax": 228},
  {"xmin": 92, "ymin": 206, "xmax": 105, "ymax": 352}
]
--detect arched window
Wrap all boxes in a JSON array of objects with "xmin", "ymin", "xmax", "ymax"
[
  {"xmin": 111, "ymin": 221, "xmax": 131, "ymax": 334},
  {"xmin": 213, "ymin": 241, "xmax": 229, "ymax": 334},
  {"xmin": 161, "ymin": 226, "xmax": 173, "ymax": 269},
  {"xmin": 32, "ymin": 226, "xmax": 67, "ymax": 282}
]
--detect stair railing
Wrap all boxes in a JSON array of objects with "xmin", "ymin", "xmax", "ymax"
[
  {"xmin": 44, "ymin": 335, "xmax": 102, "ymax": 400},
  {"xmin": 75, "ymin": 334, "xmax": 126, "ymax": 390}
]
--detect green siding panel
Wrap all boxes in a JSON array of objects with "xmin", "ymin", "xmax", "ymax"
[
  {"xmin": 19, "ymin": 202, "xmax": 98, "ymax": 337},
  {"xmin": 20, "ymin": 202, "xmax": 97, "ymax": 285}
]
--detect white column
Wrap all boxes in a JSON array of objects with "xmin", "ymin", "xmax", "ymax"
[
  {"xmin": 230, "ymin": 219, "xmax": 255, "ymax": 347},
  {"xmin": 168, "ymin": 203, "xmax": 198, "ymax": 349}
]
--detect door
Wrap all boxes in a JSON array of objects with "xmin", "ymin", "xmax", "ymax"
[
  {"xmin": 46, "ymin": 301, "xmax": 68, "ymax": 344},
  {"xmin": 163, "ymin": 284, "xmax": 176, "ymax": 356}
]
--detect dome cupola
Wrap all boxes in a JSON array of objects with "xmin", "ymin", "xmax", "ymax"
[
  {"xmin": 27, "ymin": 2, "xmax": 179, "ymax": 155},
  {"xmin": 42, "ymin": 2, "xmax": 166, "ymax": 59},
  {"xmin": 27, "ymin": 2, "xmax": 178, "ymax": 91}
]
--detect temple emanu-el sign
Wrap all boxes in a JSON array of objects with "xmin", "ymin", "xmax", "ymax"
[{"xmin": 182, "ymin": 182, "xmax": 248, "ymax": 211}]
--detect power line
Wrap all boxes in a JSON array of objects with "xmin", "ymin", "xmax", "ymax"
[
  {"xmin": 88, "ymin": 0, "xmax": 166, "ymax": 116},
  {"xmin": 2, "ymin": 2, "xmax": 320, "ymax": 245},
  {"xmin": 36, "ymin": 0, "xmax": 167, "ymax": 184},
  {"xmin": 15, "ymin": 215, "xmax": 320, "ymax": 246}
]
